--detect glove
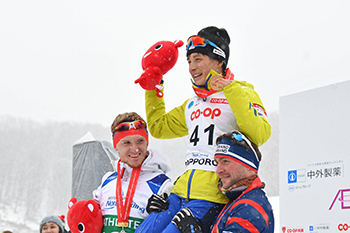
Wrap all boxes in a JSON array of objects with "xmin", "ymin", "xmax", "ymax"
[
  {"xmin": 146, "ymin": 193, "xmax": 169, "ymax": 214},
  {"xmin": 172, "ymin": 208, "xmax": 202, "ymax": 233}
]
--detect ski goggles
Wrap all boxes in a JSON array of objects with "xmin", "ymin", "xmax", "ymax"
[
  {"xmin": 186, "ymin": 35, "xmax": 226, "ymax": 58},
  {"xmin": 113, "ymin": 120, "xmax": 147, "ymax": 134}
]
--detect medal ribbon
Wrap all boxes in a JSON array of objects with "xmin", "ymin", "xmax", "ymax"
[{"xmin": 116, "ymin": 159, "xmax": 141, "ymax": 228}]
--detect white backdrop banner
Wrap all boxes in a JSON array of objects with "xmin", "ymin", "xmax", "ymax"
[{"xmin": 279, "ymin": 80, "xmax": 350, "ymax": 233}]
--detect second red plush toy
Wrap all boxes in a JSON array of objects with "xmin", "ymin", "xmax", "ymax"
[{"xmin": 67, "ymin": 197, "xmax": 103, "ymax": 233}]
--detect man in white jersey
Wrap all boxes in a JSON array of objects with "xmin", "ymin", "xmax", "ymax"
[
  {"xmin": 93, "ymin": 112, "xmax": 172, "ymax": 233},
  {"xmin": 136, "ymin": 26, "xmax": 271, "ymax": 233}
]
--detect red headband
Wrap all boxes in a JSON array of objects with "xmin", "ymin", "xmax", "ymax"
[{"xmin": 113, "ymin": 128, "xmax": 149, "ymax": 148}]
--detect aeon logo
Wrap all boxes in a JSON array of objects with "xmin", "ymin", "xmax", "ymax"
[
  {"xmin": 338, "ymin": 223, "xmax": 349, "ymax": 231},
  {"xmin": 329, "ymin": 188, "xmax": 350, "ymax": 210},
  {"xmin": 190, "ymin": 108, "xmax": 221, "ymax": 121}
]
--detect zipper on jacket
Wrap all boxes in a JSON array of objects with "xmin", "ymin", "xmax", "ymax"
[{"xmin": 187, "ymin": 169, "xmax": 196, "ymax": 202}]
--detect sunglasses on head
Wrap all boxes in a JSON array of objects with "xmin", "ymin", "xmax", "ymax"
[
  {"xmin": 231, "ymin": 131, "xmax": 243, "ymax": 142},
  {"xmin": 113, "ymin": 120, "xmax": 147, "ymax": 134},
  {"xmin": 186, "ymin": 35, "xmax": 217, "ymax": 49},
  {"xmin": 186, "ymin": 36, "xmax": 226, "ymax": 57}
]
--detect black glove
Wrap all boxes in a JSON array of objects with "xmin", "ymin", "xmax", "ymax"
[
  {"xmin": 172, "ymin": 208, "xmax": 202, "ymax": 233},
  {"xmin": 146, "ymin": 193, "xmax": 169, "ymax": 214}
]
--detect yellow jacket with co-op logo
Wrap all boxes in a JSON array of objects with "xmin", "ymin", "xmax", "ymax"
[{"xmin": 145, "ymin": 80, "xmax": 271, "ymax": 204}]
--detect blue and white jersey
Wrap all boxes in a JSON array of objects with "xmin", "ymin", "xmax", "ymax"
[{"xmin": 93, "ymin": 149, "xmax": 172, "ymax": 233}]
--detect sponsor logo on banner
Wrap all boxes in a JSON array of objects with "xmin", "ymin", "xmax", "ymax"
[
  {"xmin": 288, "ymin": 184, "xmax": 311, "ymax": 192},
  {"xmin": 309, "ymin": 224, "xmax": 330, "ymax": 232},
  {"xmin": 338, "ymin": 223, "xmax": 349, "ymax": 231},
  {"xmin": 329, "ymin": 188, "xmax": 350, "ymax": 210},
  {"xmin": 288, "ymin": 169, "xmax": 306, "ymax": 183},
  {"xmin": 281, "ymin": 226, "xmax": 305, "ymax": 232},
  {"xmin": 287, "ymin": 169, "xmax": 310, "ymax": 191},
  {"xmin": 287, "ymin": 160, "xmax": 344, "ymax": 191},
  {"xmin": 306, "ymin": 160, "xmax": 344, "ymax": 180}
]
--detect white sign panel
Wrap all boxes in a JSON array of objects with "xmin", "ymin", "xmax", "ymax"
[{"xmin": 279, "ymin": 81, "xmax": 350, "ymax": 233}]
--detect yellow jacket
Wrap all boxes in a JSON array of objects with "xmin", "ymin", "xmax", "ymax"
[{"xmin": 145, "ymin": 80, "xmax": 271, "ymax": 203}]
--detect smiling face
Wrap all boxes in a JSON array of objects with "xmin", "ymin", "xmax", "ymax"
[
  {"xmin": 116, "ymin": 134, "xmax": 148, "ymax": 168},
  {"xmin": 187, "ymin": 52, "xmax": 223, "ymax": 86},
  {"xmin": 41, "ymin": 222, "xmax": 60, "ymax": 233},
  {"xmin": 215, "ymin": 157, "xmax": 254, "ymax": 189}
]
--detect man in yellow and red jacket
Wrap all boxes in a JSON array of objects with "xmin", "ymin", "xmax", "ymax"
[{"xmin": 136, "ymin": 26, "xmax": 271, "ymax": 233}]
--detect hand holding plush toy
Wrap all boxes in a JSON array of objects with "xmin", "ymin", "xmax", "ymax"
[
  {"xmin": 67, "ymin": 197, "xmax": 103, "ymax": 233},
  {"xmin": 134, "ymin": 40, "xmax": 184, "ymax": 97}
]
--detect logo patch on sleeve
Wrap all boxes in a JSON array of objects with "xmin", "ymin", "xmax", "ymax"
[{"xmin": 147, "ymin": 174, "xmax": 169, "ymax": 194}]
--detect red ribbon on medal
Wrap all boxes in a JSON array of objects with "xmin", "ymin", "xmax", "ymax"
[{"xmin": 116, "ymin": 160, "xmax": 141, "ymax": 228}]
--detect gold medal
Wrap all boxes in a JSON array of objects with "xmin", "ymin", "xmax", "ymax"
[
  {"xmin": 118, "ymin": 222, "xmax": 128, "ymax": 227},
  {"xmin": 206, "ymin": 69, "xmax": 225, "ymax": 91},
  {"xmin": 209, "ymin": 74, "xmax": 224, "ymax": 91}
]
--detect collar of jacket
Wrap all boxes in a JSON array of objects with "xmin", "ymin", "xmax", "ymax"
[{"xmin": 225, "ymin": 176, "xmax": 264, "ymax": 201}]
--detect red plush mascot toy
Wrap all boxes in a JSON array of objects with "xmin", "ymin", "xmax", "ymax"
[
  {"xmin": 134, "ymin": 40, "xmax": 184, "ymax": 97},
  {"xmin": 67, "ymin": 197, "xmax": 103, "ymax": 233}
]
